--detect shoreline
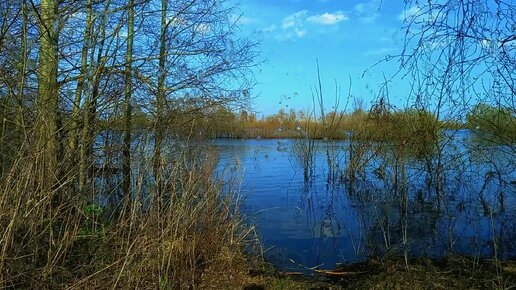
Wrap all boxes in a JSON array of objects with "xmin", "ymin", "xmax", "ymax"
[{"xmin": 231, "ymin": 255, "xmax": 516, "ymax": 289}]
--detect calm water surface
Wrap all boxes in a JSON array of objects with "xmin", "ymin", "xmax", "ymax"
[{"xmin": 213, "ymin": 136, "xmax": 516, "ymax": 271}]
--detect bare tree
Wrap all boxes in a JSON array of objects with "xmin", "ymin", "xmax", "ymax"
[{"xmin": 394, "ymin": 0, "xmax": 515, "ymax": 201}]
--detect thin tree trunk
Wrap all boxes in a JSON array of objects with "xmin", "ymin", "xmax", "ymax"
[
  {"xmin": 81, "ymin": 0, "xmax": 111, "ymax": 193},
  {"xmin": 37, "ymin": 0, "xmax": 60, "ymax": 191},
  {"xmin": 0, "ymin": 6, "xmax": 13, "ymax": 175},
  {"xmin": 70, "ymin": 0, "xmax": 93, "ymax": 161},
  {"xmin": 77, "ymin": 0, "xmax": 94, "ymax": 192},
  {"xmin": 17, "ymin": 0, "xmax": 28, "ymax": 144},
  {"xmin": 154, "ymin": 0, "xmax": 167, "ymax": 200},
  {"xmin": 123, "ymin": 0, "xmax": 135, "ymax": 199},
  {"xmin": 0, "ymin": 101, "xmax": 5, "ymax": 177}
]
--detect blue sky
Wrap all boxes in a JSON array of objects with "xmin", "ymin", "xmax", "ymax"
[{"xmin": 232, "ymin": 0, "xmax": 418, "ymax": 116}]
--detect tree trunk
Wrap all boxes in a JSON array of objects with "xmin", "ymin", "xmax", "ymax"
[
  {"xmin": 76, "ymin": 0, "xmax": 93, "ymax": 192},
  {"xmin": 70, "ymin": 0, "xmax": 93, "ymax": 166},
  {"xmin": 17, "ymin": 0, "xmax": 28, "ymax": 144},
  {"xmin": 81, "ymin": 0, "xmax": 112, "ymax": 193},
  {"xmin": 0, "ymin": 101, "xmax": 5, "ymax": 177},
  {"xmin": 154, "ymin": 0, "xmax": 167, "ymax": 200},
  {"xmin": 37, "ymin": 0, "xmax": 60, "ymax": 192},
  {"xmin": 123, "ymin": 0, "xmax": 135, "ymax": 199}
]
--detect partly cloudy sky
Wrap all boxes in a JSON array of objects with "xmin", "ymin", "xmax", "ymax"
[{"xmin": 231, "ymin": 0, "xmax": 420, "ymax": 115}]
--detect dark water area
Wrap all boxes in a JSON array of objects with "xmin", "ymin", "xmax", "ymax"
[{"xmin": 213, "ymin": 131, "xmax": 516, "ymax": 271}]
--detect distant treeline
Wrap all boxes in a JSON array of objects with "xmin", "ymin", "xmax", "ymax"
[{"xmin": 98, "ymin": 101, "xmax": 515, "ymax": 142}]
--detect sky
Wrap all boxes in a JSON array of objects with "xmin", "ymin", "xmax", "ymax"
[{"xmin": 231, "ymin": 0, "xmax": 420, "ymax": 116}]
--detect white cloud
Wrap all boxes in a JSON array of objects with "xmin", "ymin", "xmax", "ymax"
[
  {"xmin": 354, "ymin": 1, "xmax": 377, "ymax": 14},
  {"xmin": 274, "ymin": 10, "xmax": 349, "ymax": 41},
  {"xmin": 261, "ymin": 24, "xmax": 277, "ymax": 33},
  {"xmin": 275, "ymin": 28, "xmax": 307, "ymax": 41},
  {"xmin": 398, "ymin": 6, "xmax": 421, "ymax": 21},
  {"xmin": 276, "ymin": 10, "xmax": 309, "ymax": 41},
  {"xmin": 354, "ymin": 0, "xmax": 381, "ymax": 23},
  {"xmin": 296, "ymin": 29, "xmax": 306, "ymax": 37},
  {"xmin": 307, "ymin": 12, "xmax": 348, "ymax": 25},
  {"xmin": 282, "ymin": 10, "xmax": 308, "ymax": 29}
]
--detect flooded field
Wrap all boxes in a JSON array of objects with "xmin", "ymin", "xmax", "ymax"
[{"xmin": 215, "ymin": 132, "xmax": 516, "ymax": 271}]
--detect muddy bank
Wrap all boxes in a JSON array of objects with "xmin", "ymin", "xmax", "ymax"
[{"xmin": 209, "ymin": 255, "xmax": 516, "ymax": 289}]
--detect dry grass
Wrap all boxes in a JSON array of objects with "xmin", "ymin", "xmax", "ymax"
[{"xmin": 0, "ymin": 141, "xmax": 254, "ymax": 289}]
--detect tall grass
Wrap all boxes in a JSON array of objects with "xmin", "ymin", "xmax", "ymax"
[{"xmin": 0, "ymin": 136, "xmax": 251, "ymax": 289}]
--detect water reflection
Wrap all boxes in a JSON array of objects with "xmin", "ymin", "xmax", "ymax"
[{"xmin": 214, "ymin": 135, "xmax": 516, "ymax": 271}]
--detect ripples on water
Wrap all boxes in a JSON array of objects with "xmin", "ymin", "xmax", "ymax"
[{"xmin": 214, "ymin": 134, "xmax": 516, "ymax": 271}]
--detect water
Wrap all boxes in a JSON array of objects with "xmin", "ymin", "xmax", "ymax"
[{"xmin": 214, "ymin": 136, "xmax": 516, "ymax": 271}]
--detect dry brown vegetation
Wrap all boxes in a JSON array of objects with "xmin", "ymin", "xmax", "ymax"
[
  {"xmin": 186, "ymin": 105, "xmax": 447, "ymax": 142},
  {"xmin": 0, "ymin": 142, "xmax": 257, "ymax": 289}
]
